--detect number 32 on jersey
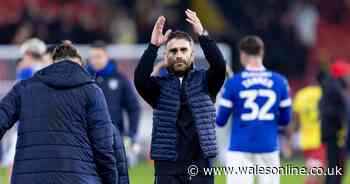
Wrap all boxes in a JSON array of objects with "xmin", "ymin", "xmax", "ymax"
[{"xmin": 239, "ymin": 89, "xmax": 276, "ymax": 121}]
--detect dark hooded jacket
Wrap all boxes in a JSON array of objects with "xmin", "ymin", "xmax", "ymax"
[
  {"xmin": 318, "ymin": 74, "xmax": 348, "ymax": 143},
  {"xmin": 86, "ymin": 60, "xmax": 140, "ymax": 141},
  {"xmin": 0, "ymin": 60, "xmax": 129, "ymax": 184}
]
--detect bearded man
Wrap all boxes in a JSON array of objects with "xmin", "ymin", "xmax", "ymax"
[{"xmin": 134, "ymin": 9, "xmax": 226, "ymax": 184}]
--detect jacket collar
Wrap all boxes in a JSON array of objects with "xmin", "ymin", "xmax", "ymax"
[{"xmin": 87, "ymin": 60, "xmax": 117, "ymax": 77}]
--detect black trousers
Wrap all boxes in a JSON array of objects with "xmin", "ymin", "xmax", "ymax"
[
  {"xmin": 325, "ymin": 135, "xmax": 347, "ymax": 184},
  {"xmin": 154, "ymin": 175, "xmax": 214, "ymax": 184}
]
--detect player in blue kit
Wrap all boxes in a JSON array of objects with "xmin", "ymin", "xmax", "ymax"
[{"xmin": 216, "ymin": 36, "xmax": 292, "ymax": 184}]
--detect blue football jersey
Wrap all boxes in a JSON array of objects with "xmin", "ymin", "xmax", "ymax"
[{"xmin": 216, "ymin": 68, "xmax": 292, "ymax": 153}]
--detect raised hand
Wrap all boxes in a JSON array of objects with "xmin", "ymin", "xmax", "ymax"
[
  {"xmin": 185, "ymin": 9, "xmax": 204, "ymax": 36},
  {"xmin": 151, "ymin": 16, "xmax": 172, "ymax": 46}
]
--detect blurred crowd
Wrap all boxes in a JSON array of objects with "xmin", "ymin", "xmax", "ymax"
[{"xmin": 0, "ymin": 0, "xmax": 190, "ymax": 44}]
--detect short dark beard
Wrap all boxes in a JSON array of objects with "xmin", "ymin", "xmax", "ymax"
[
  {"xmin": 167, "ymin": 57, "xmax": 193, "ymax": 77},
  {"xmin": 167, "ymin": 66, "xmax": 188, "ymax": 77},
  {"xmin": 168, "ymin": 62, "xmax": 194, "ymax": 77}
]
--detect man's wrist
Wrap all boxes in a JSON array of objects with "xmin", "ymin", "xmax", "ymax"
[
  {"xmin": 198, "ymin": 30, "xmax": 211, "ymax": 43},
  {"xmin": 199, "ymin": 29, "xmax": 209, "ymax": 37},
  {"xmin": 150, "ymin": 42, "xmax": 157, "ymax": 46},
  {"xmin": 149, "ymin": 43, "xmax": 160, "ymax": 51}
]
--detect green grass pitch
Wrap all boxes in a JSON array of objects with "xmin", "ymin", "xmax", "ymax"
[
  {"xmin": 128, "ymin": 160, "xmax": 350, "ymax": 184},
  {"xmin": 1, "ymin": 160, "xmax": 349, "ymax": 183}
]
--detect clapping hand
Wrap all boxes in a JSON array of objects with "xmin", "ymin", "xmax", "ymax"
[
  {"xmin": 150, "ymin": 16, "xmax": 172, "ymax": 46},
  {"xmin": 185, "ymin": 9, "xmax": 205, "ymax": 36}
]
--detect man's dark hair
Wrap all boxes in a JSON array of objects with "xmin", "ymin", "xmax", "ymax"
[
  {"xmin": 52, "ymin": 40, "xmax": 82, "ymax": 61},
  {"xmin": 91, "ymin": 40, "xmax": 107, "ymax": 50},
  {"xmin": 238, "ymin": 36, "xmax": 264, "ymax": 56},
  {"xmin": 166, "ymin": 31, "xmax": 194, "ymax": 45}
]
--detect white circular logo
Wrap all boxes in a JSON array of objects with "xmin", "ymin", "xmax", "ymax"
[
  {"xmin": 108, "ymin": 79, "xmax": 119, "ymax": 90},
  {"xmin": 187, "ymin": 164, "xmax": 199, "ymax": 177}
]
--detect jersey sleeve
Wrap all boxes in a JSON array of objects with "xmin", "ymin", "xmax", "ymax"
[
  {"xmin": 279, "ymin": 77, "xmax": 292, "ymax": 108},
  {"xmin": 278, "ymin": 77, "xmax": 292, "ymax": 126},
  {"xmin": 216, "ymin": 78, "xmax": 236, "ymax": 126}
]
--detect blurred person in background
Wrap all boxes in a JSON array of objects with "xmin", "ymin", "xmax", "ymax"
[
  {"xmin": 318, "ymin": 59, "xmax": 350, "ymax": 184},
  {"xmin": 150, "ymin": 60, "xmax": 168, "ymax": 77},
  {"xmin": 293, "ymin": 84, "xmax": 325, "ymax": 184},
  {"xmin": 216, "ymin": 36, "xmax": 292, "ymax": 184},
  {"xmin": 134, "ymin": 9, "xmax": 226, "ymax": 183},
  {"xmin": 86, "ymin": 41, "xmax": 141, "ymax": 167},
  {"xmin": 108, "ymin": 7, "xmax": 137, "ymax": 44},
  {"xmin": 16, "ymin": 38, "xmax": 46, "ymax": 80},
  {"xmin": 0, "ymin": 41, "xmax": 128, "ymax": 184}
]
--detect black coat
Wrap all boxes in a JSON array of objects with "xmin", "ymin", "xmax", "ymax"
[
  {"xmin": 319, "ymin": 76, "xmax": 348, "ymax": 143},
  {"xmin": 0, "ymin": 60, "xmax": 128, "ymax": 184},
  {"xmin": 87, "ymin": 61, "xmax": 140, "ymax": 141}
]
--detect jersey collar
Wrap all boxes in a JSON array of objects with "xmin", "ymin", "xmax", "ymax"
[{"xmin": 245, "ymin": 66, "xmax": 266, "ymax": 71}]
